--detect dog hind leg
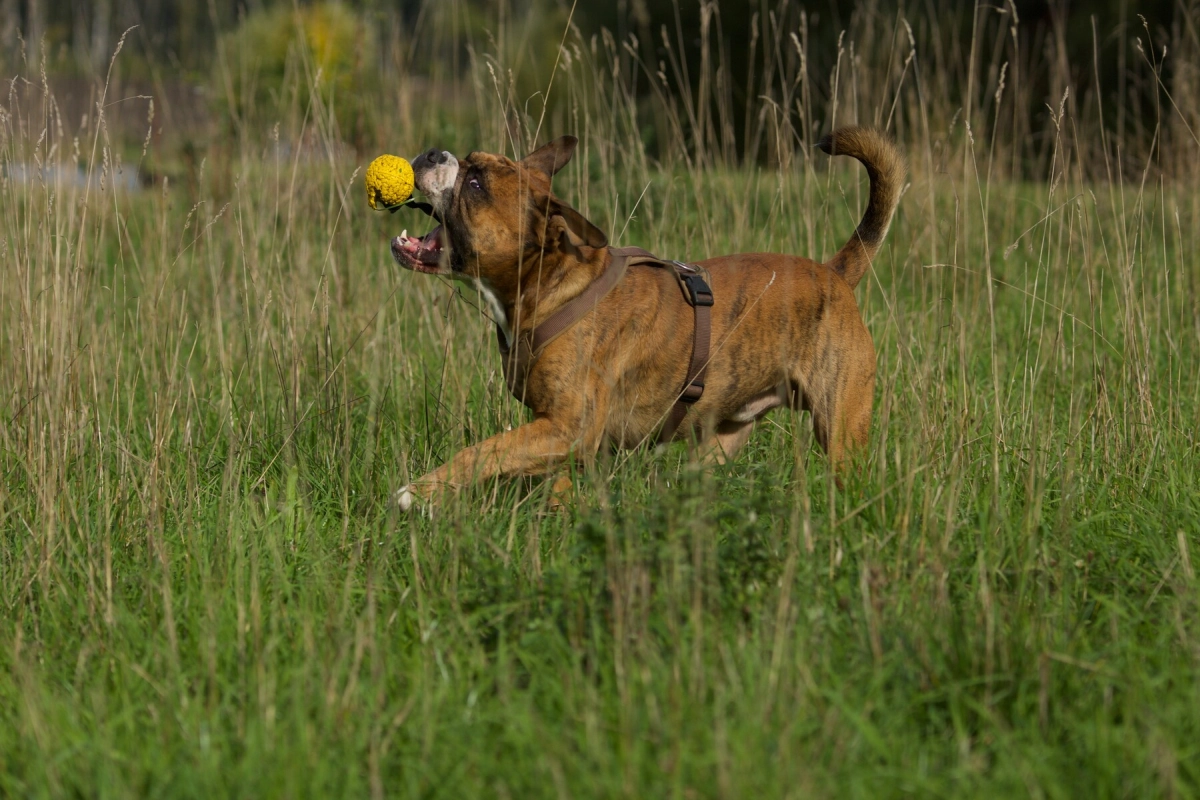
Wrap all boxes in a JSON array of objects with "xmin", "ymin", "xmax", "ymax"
[{"xmin": 803, "ymin": 363, "xmax": 874, "ymax": 482}]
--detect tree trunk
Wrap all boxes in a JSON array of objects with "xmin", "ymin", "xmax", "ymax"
[
  {"xmin": 25, "ymin": 0, "xmax": 43, "ymax": 69},
  {"xmin": 1, "ymin": 0, "xmax": 18, "ymax": 70},
  {"xmin": 91, "ymin": 0, "xmax": 110, "ymax": 73}
]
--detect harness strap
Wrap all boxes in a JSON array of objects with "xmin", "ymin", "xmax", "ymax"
[
  {"xmin": 529, "ymin": 247, "xmax": 650, "ymax": 353},
  {"xmin": 497, "ymin": 246, "xmax": 714, "ymax": 444},
  {"xmin": 497, "ymin": 247, "xmax": 638, "ymax": 401},
  {"xmin": 658, "ymin": 262, "xmax": 713, "ymax": 442}
]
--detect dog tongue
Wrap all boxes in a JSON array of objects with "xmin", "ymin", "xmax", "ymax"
[
  {"xmin": 417, "ymin": 226, "xmax": 443, "ymax": 265},
  {"xmin": 394, "ymin": 225, "xmax": 443, "ymax": 268}
]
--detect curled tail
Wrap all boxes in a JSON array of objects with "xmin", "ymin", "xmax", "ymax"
[{"xmin": 818, "ymin": 127, "xmax": 905, "ymax": 289}]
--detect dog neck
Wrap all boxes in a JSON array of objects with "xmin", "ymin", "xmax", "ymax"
[{"xmin": 506, "ymin": 246, "xmax": 609, "ymax": 339}]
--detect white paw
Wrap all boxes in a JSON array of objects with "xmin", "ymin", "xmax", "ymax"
[{"xmin": 395, "ymin": 485, "xmax": 416, "ymax": 512}]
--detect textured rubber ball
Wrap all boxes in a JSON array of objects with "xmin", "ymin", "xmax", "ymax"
[{"xmin": 365, "ymin": 155, "xmax": 415, "ymax": 210}]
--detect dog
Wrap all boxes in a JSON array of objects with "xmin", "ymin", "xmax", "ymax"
[{"xmin": 390, "ymin": 127, "xmax": 904, "ymax": 511}]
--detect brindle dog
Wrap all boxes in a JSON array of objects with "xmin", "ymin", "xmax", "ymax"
[{"xmin": 391, "ymin": 128, "xmax": 904, "ymax": 511}]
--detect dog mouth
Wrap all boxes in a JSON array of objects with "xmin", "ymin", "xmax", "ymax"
[{"xmin": 391, "ymin": 226, "xmax": 445, "ymax": 273}]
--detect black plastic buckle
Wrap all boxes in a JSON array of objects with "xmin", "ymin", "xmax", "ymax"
[
  {"xmin": 682, "ymin": 274, "xmax": 714, "ymax": 307},
  {"xmin": 681, "ymin": 381, "xmax": 705, "ymax": 403}
]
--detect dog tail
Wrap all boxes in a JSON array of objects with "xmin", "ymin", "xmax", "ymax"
[{"xmin": 818, "ymin": 127, "xmax": 905, "ymax": 289}]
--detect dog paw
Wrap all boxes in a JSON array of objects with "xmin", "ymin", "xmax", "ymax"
[
  {"xmin": 395, "ymin": 484, "xmax": 438, "ymax": 519},
  {"xmin": 547, "ymin": 475, "xmax": 574, "ymax": 513},
  {"xmin": 395, "ymin": 485, "xmax": 416, "ymax": 512}
]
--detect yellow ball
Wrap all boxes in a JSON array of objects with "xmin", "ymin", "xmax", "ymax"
[{"xmin": 365, "ymin": 154, "xmax": 415, "ymax": 210}]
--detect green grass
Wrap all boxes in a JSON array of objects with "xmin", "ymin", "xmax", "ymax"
[{"xmin": 4, "ymin": 10, "xmax": 1200, "ymax": 797}]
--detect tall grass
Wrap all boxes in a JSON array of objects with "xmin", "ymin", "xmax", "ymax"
[{"xmin": 2, "ymin": 1, "xmax": 1199, "ymax": 796}]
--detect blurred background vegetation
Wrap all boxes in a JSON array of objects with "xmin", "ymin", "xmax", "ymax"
[{"xmin": 1, "ymin": 0, "xmax": 1195, "ymax": 175}]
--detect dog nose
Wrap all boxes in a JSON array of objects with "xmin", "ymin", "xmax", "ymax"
[{"xmin": 423, "ymin": 148, "xmax": 446, "ymax": 165}]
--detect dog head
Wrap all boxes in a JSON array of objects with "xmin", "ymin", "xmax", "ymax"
[{"xmin": 390, "ymin": 136, "xmax": 608, "ymax": 319}]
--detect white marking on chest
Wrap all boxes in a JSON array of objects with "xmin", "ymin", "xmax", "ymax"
[{"xmin": 461, "ymin": 276, "xmax": 511, "ymax": 345}]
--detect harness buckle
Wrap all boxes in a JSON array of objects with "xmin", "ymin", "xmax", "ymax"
[
  {"xmin": 681, "ymin": 381, "xmax": 705, "ymax": 403},
  {"xmin": 681, "ymin": 274, "xmax": 714, "ymax": 307}
]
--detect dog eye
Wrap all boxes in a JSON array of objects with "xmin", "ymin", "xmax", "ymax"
[{"xmin": 468, "ymin": 177, "xmax": 482, "ymax": 191}]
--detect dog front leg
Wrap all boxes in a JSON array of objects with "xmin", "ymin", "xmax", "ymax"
[{"xmin": 396, "ymin": 417, "xmax": 590, "ymax": 512}]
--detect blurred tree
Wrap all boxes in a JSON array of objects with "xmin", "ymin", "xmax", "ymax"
[
  {"xmin": 213, "ymin": 2, "xmax": 380, "ymax": 147},
  {"xmin": 1, "ymin": 0, "xmax": 16, "ymax": 66},
  {"xmin": 0, "ymin": 0, "xmax": 1190, "ymax": 171}
]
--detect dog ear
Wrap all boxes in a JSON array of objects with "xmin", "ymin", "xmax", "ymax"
[
  {"xmin": 548, "ymin": 198, "xmax": 608, "ymax": 251},
  {"xmin": 522, "ymin": 135, "xmax": 578, "ymax": 178}
]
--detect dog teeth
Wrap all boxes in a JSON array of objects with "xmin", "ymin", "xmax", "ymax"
[{"xmin": 401, "ymin": 229, "xmax": 408, "ymax": 240}]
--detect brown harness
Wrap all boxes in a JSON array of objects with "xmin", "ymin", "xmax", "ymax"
[{"xmin": 495, "ymin": 245, "xmax": 713, "ymax": 443}]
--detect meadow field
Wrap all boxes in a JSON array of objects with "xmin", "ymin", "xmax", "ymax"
[{"xmin": 2, "ymin": 1, "xmax": 1199, "ymax": 796}]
